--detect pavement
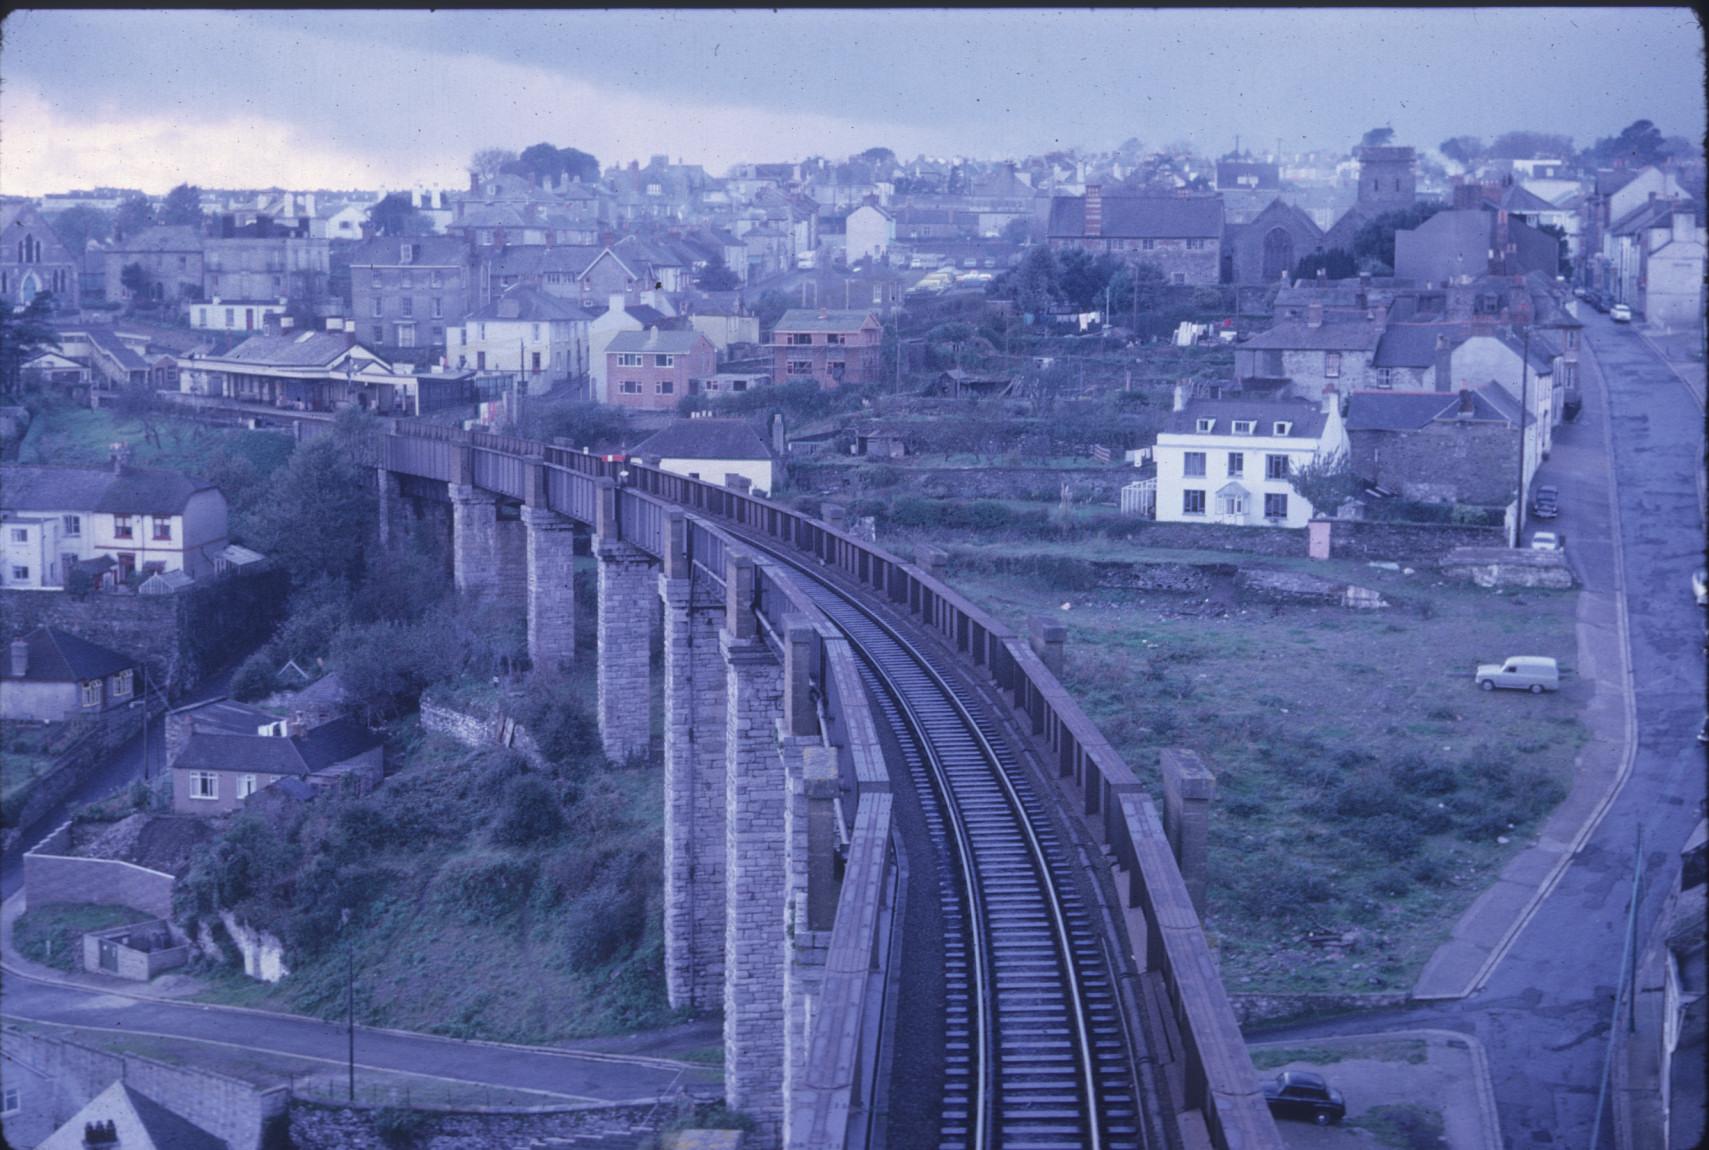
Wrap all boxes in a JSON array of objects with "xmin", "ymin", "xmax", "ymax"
[{"xmin": 1250, "ymin": 1029, "xmax": 1501, "ymax": 1150}]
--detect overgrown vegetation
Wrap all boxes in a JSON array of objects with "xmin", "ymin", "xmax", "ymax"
[
  {"xmin": 1354, "ymin": 1102, "xmax": 1448, "ymax": 1150},
  {"xmin": 13, "ymin": 903, "xmax": 155, "ymax": 972}
]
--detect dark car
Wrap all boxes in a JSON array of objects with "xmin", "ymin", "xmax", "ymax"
[
  {"xmin": 1261, "ymin": 1070, "xmax": 1347, "ymax": 1125},
  {"xmin": 1532, "ymin": 484, "xmax": 1559, "ymax": 519}
]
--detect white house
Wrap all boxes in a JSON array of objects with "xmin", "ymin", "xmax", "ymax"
[
  {"xmin": 628, "ymin": 418, "xmax": 776, "ymax": 496},
  {"xmin": 1639, "ymin": 209, "xmax": 1708, "ymax": 331},
  {"xmin": 312, "ymin": 201, "xmax": 371, "ymax": 241},
  {"xmin": 190, "ymin": 297, "xmax": 290, "ymax": 333},
  {"xmin": 0, "ymin": 452, "xmax": 229, "ymax": 588},
  {"xmin": 846, "ymin": 202, "xmax": 896, "ymax": 262},
  {"xmin": 451, "ymin": 285, "xmax": 592, "ymax": 395},
  {"xmin": 1152, "ymin": 386, "xmax": 1347, "ymax": 528}
]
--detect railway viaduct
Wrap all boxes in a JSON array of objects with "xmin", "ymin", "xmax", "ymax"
[{"xmin": 374, "ymin": 422, "xmax": 1283, "ymax": 1150}]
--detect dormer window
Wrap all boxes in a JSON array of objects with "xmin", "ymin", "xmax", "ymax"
[
  {"xmin": 1273, "ymin": 421, "xmax": 1292, "ymax": 436},
  {"xmin": 400, "ymin": 243, "xmax": 414, "ymax": 263},
  {"xmin": 1232, "ymin": 420, "xmax": 1256, "ymax": 435},
  {"xmin": 1195, "ymin": 418, "xmax": 1216, "ymax": 433}
]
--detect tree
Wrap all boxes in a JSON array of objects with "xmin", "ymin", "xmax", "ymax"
[
  {"xmin": 697, "ymin": 255, "xmax": 740, "ymax": 291},
  {"xmin": 0, "ymin": 292, "xmax": 61, "ymax": 394},
  {"xmin": 248, "ymin": 423, "xmax": 378, "ymax": 586},
  {"xmin": 1488, "ymin": 131, "xmax": 1574, "ymax": 159},
  {"xmin": 1293, "ymin": 248, "xmax": 1359, "ymax": 281},
  {"xmin": 114, "ymin": 194, "xmax": 156, "ymax": 237},
  {"xmin": 1058, "ymin": 248, "xmax": 1121, "ymax": 312},
  {"xmin": 1438, "ymin": 136, "xmax": 1486, "ymax": 170},
  {"xmin": 1360, "ymin": 127, "xmax": 1395, "ymax": 148},
  {"xmin": 1352, "ymin": 202, "xmax": 1445, "ymax": 272},
  {"xmin": 161, "ymin": 183, "xmax": 205, "ymax": 227},
  {"xmin": 858, "ymin": 146, "xmax": 896, "ymax": 167},
  {"xmin": 469, "ymin": 147, "xmax": 517, "ymax": 183},
  {"xmin": 48, "ymin": 205, "xmax": 112, "ymax": 255},
  {"xmin": 120, "ymin": 262, "xmax": 150, "ymax": 299},
  {"xmin": 1289, "ymin": 449, "xmax": 1364, "ymax": 518},
  {"xmin": 1107, "ymin": 260, "xmax": 1165, "ymax": 314},
  {"xmin": 1002, "ymin": 215, "xmax": 1036, "ymax": 245},
  {"xmin": 366, "ymin": 192, "xmax": 432, "ymax": 238},
  {"xmin": 752, "ymin": 289, "xmax": 792, "ymax": 334},
  {"xmin": 505, "ymin": 143, "xmax": 600, "ymax": 186},
  {"xmin": 1009, "ymin": 244, "xmax": 1064, "ymax": 317},
  {"xmin": 1582, "ymin": 119, "xmax": 1667, "ymax": 170}
]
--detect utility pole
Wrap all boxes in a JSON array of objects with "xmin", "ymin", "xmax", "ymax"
[
  {"xmin": 347, "ymin": 945, "xmax": 355, "ymax": 1101},
  {"xmin": 1514, "ymin": 325, "xmax": 1530, "ymax": 546},
  {"xmin": 140, "ymin": 664, "xmax": 149, "ymax": 781}
]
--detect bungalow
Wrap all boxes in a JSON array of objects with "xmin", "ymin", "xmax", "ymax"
[
  {"xmin": 628, "ymin": 418, "xmax": 777, "ymax": 494},
  {"xmin": 1152, "ymin": 386, "xmax": 1347, "ymax": 528},
  {"xmin": 0, "ymin": 453, "xmax": 228, "ymax": 587},
  {"xmin": 1046, "ymin": 186, "xmax": 1224, "ymax": 284},
  {"xmin": 171, "ymin": 716, "xmax": 383, "ymax": 815},
  {"xmin": 1346, "ymin": 386, "xmax": 1533, "ymax": 505},
  {"xmin": 1, "ymin": 627, "xmax": 139, "ymax": 722}
]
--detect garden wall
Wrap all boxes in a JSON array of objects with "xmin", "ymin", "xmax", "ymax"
[{"xmin": 288, "ymin": 1099, "xmax": 722, "ymax": 1150}]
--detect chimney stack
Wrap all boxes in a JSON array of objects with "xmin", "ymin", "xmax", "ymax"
[
  {"xmin": 343, "ymin": 318, "xmax": 357, "ymax": 348},
  {"xmin": 1172, "ymin": 381, "xmax": 1187, "ymax": 412},
  {"xmin": 1084, "ymin": 184, "xmax": 1103, "ymax": 238},
  {"xmin": 9, "ymin": 638, "xmax": 27, "ymax": 678},
  {"xmin": 1433, "ymin": 332, "xmax": 1453, "ymax": 392},
  {"xmin": 110, "ymin": 441, "xmax": 133, "ymax": 474},
  {"xmin": 1306, "ymin": 301, "xmax": 1324, "ymax": 328},
  {"xmin": 1456, "ymin": 387, "xmax": 1475, "ymax": 420}
]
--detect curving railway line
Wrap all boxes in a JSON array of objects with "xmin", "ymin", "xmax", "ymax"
[{"xmin": 751, "ymin": 536, "xmax": 1153, "ymax": 1150}]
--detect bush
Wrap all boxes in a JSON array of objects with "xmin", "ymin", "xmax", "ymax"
[
  {"xmin": 1352, "ymin": 813, "xmax": 1423, "ymax": 861},
  {"xmin": 432, "ymin": 853, "xmax": 538, "ymax": 923},
  {"xmin": 1372, "ymin": 866, "xmax": 1413, "ymax": 896},
  {"xmin": 491, "ymin": 775, "xmax": 567, "ymax": 847},
  {"xmin": 1392, "ymin": 752, "xmax": 1458, "ymax": 796},
  {"xmin": 229, "ymin": 649, "xmax": 279, "ymax": 702},
  {"xmin": 374, "ymin": 1106, "xmax": 431, "ymax": 1149},
  {"xmin": 564, "ymin": 882, "xmax": 646, "ymax": 971}
]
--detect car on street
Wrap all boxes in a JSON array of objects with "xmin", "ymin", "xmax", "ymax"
[
  {"xmin": 1476, "ymin": 655, "xmax": 1561, "ymax": 693},
  {"xmin": 1611, "ymin": 303, "xmax": 1633, "ymax": 323},
  {"xmin": 1693, "ymin": 568, "xmax": 1707, "ymax": 607},
  {"xmin": 1261, "ymin": 1070, "xmax": 1347, "ymax": 1125},
  {"xmin": 1530, "ymin": 530, "xmax": 1565, "ymax": 551},
  {"xmin": 1532, "ymin": 485, "xmax": 1559, "ymax": 518}
]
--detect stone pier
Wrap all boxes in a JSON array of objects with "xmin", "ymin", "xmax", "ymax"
[
  {"xmin": 595, "ymin": 479, "xmax": 655, "ymax": 763},
  {"xmin": 494, "ymin": 505, "xmax": 528, "ymax": 615},
  {"xmin": 523, "ymin": 506, "xmax": 578, "ymax": 673},
  {"xmin": 449, "ymin": 484, "xmax": 500, "ymax": 598},
  {"xmin": 722, "ymin": 551, "xmax": 789, "ymax": 1145},
  {"xmin": 660, "ymin": 511, "xmax": 729, "ymax": 1010}
]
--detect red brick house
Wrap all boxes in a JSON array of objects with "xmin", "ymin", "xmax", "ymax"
[
  {"xmin": 605, "ymin": 329, "xmax": 717, "ymax": 412},
  {"xmin": 768, "ymin": 308, "xmax": 883, "ymax": 389}
]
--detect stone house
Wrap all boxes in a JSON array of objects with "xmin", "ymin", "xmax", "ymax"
[
  {"xmin": 2, "ymin": 201, "xmax": 82, "ymax": 311},
  {"xmin": 202, "ymin": 232, "xmax": 330, "ymax": 311},
  {"xmin": 1152, "ymin": 385, "xmax": 1347, "ymax": 528},
  {"xmin": 451, "ymin": 285, "xmax": 592, "ymax": 394},
  {"xmin": 0, "ymin": 627, "xmax": 139, "ymax": 722},
  {"xmin": 1345, "ymin": 386, "xmax": 1532, "ymax": 505},
  {"xmin": 629, "ymin": 418, "xmax": 777, "ymax": 494},
  {"xmin": 1047, "ymin": 186, "xmax": 1224, "ymax": 284},
  {"xmin": 605, "ymin": 329, "xmax": 717, "ymax": 412},
  {"xmin": 478, "ymin": 244, "xmax": 603, "ymax": 307},
  {"xmin": 1223, "ymin": 198, "xmax": 1326, "ymax": 285},
  {"xmin": 1392, "ymin": 209, "xmax": 1559, "ymax": 284},
  {"xmin": 1234, "ymin": 306, "xmax": 1384, "ymax": 398},
  {"xmin": 768, "ymin": 308, "xmax": 884, "ymax": 389},
  {"xmin": 347, "ymin": 235, "xmax": 475, "ymax": 356},
  {"xmin": 1447, "ymin": 330, "xmax": 1558, "ymax": 456},
  {"xmin": 101, "ymin": 226, "xmax": 205, "ymax": 308},
  {"xmin": 0, "ymin": 455, "xmax": 228, "ymax": 587},
  {"xmin": 171, "ymin": 716, "xmax": 383, "ymax": 815}
]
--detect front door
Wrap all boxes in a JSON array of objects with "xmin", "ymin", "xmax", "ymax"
[{"xmin": 98, "ymin": 939, "xmax": 119, "ymax": 972}]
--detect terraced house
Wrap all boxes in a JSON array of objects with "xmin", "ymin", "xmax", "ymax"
[
  {"xmin": 1046, "ymin": 185, "xmax": 1224, "ymax": 284},
  {"xmin": 768, "ymin": 308, "xmax": 883, "ymax": 388},
  {"xmin": 348, "ymin": 235, "xmax": 474, "ymax": 358}
]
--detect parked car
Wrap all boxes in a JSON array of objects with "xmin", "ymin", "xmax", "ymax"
[
  {"xmin": 1611, "ymin": 303, "xmax": 1633, "ymax": 323},
  {"xmin": 1261, "ymin": 1070, "xmax": 1347, "ymax": 1125},
  {"xmin": 1530, "ymin": 531, "xmax": 1565, "ymax": 551},
  {"xmin": 1692, "ymin": 568, "xmax": 1706, "ymax": 607},
  {"xmin": 1532, "ymin": 485, "xmax": 1559, "ymax": 518},
  {"xmin": 1476, "ymin": 655, "xmax": 1561, "ymax": 693}
]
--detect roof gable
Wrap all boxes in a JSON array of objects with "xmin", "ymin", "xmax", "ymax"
[
  {"xmin": 0, "ymin": 626, "xmax": 136, "ymax": 683},
  {"xmin": 629, "ymin": 419, "xmax": 773, "ymax": 461}
]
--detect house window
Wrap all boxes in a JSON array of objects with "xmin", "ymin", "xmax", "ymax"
[
  {"xmin": 114, "ymin": 515, "xmax": 134, "ymax": 539},
  {"xmin": 620, "ymin": 381, "xmax": 642, "ymax": 394},
  {"xmin": 531, "ymin": 323, "xmax": 541, "ymax": 340},
  {"xmin": 372, "ymin": 298, "xmax": 383, "ymax": 317},
  {"xmin": 1182, "ymin": 489, "xmax": 1206, "ymax": 516},
  {"xmin": 1324, "ymin": 352, "xmax": 1342, "ymax": 378},
  {"xmin": 401, "ymin": 296, "xmax": 414, "ymax": 318},
  {"xmin": 63, "ymin": 515, "xmax": 81, "ymax": 536},
  {"xmin": 1227, "ymin": 452, "xmax": 1244, "ymax": 476},
  {"xmin": 1231, "ymin": 420, "xmax": 1255, "ymax": 435},
  {"xmin": 1183, "ymin": 451, "xmax": 1207, "ymax": 477},
  {"xmin": 1195, "ymin": 418, "xmax": 1215, "ymax": 432},
  {"xmin": 10, "ymin": 566, "xmax": 28, "ymax": 581},
  {"xmin": 81, "ymin": 679, "xmax": 102, "ymax": 708},
  {"xmin": 1, "ymin": 1085, "xmax": 17, "ymax": 1114},
  {"xmin": 111, "ymin": 669, "xmax": 133, "ymax": 699},
  {"xmin": 432, "ymin": 297, "xmax": 443, "ymax": 319},
  {"xmin": 787, "ymin": 360, "xmax": 813, "ymax": 375},
  {"xmin": 152, "ymin": 516, "xmax": 172, "ymax": 541},
  {"xmin": 1187, "ymin": 238, "xmax": 1204, "ymax": 249},
  {"xmin": 226, "ymin": 308, "xmax": 236, "ymax": 327},
  {"xmin": 788, "ymin": 333, "xmax": 812, "ymax": 345},
  {"xmin": 655, "ymin": 354, "xmax": 675, "ymax": 368},
  {"xmin": 657, "ymin": 380, "xmax": 675, "ymax": 395},
  {"xmin": 373, "ymin": 325, "xmax": 386, "ymax": 344},
  {"xmin": 272, "ymin": 275, "xmax": 282, "ymax": 292},
  {"xmin": 531, "ymin": 351, "xmax": 542, "ymax": 372},
  {"xmin": 1375, "ymin": 368, "xmax": 1395, "ymax": 389},
  {"xmin": 1266, "ymin": 454, "xmax": 1289, "ymax": 480},
  {"xmin": 431, "ymin": 270, "xmax": 443, "ymax": 288},
  {"xmin": 8, "ymin": 528, "xmax": 24, "ymax": 543},
  {"xmin": 237, "ymin": 774, "xmax": 258, "ymax": 799},
  {"xmin": 1264, "ymin": 493, "xmax": 1289, "ymax": 520},
  {"xmin": 1142, "ymin": 239, "xmax": 1155, "ymax": 251},
  {"xmin": 1272, "ymin": 422, "xmax": 1292, "ymax": 436},
  {"xmin": 191, "ymin": 771, "xmax": 218, "ymax": 800},
  {"xmin": 616, "ymin": 353, "xmax": 643, "ymax": 367},
  {"xmin": 397, "ymin": 323, "xmax": 416, "ymax": 348},
  {"xmin": 825, "ymin": 333, "xmax": 846, "ymax": 345}
]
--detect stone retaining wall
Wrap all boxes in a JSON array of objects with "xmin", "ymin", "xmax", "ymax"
[
  {"xmin": 1229, "ymin": 990, "xmax": 1413, "ymax": 1030},
  {"xmin": 23, "ymin": 822, "xmax": 178, "ymax": 919},
  {"xmin": 418, "ymin": 696, "xmax": 548, "ymax": 770},
  {"xmin": 287, "ymin": 1099, "xmax": 718, "ymax": 1150}
]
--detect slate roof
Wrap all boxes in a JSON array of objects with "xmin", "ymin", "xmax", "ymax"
[
  {"xmin": 630, "ymin": 419, "xmax": 773, "ymax": 461},
  {"xmin": 1, "ymin": 464, "xmax": 215, "ymax": 515},
  {"xmin": 1373, "ymin": 324, "xmax": 1450, "ymax": 368},
  {"xmin": 606, "ymin": 329, "xmax": 709, "ymax": 355},
  {"xmin": 1239, "ymin": 318, "xmax": 1383, "ymax": 352},
  {"xmin": 1048, "ymin": 193, "xmax": 1223, "ymax": 239},
  {"xmin": 1610, "ymin": 197, "xmax": 1693, "ymax": 236},
  {"xmin": 489, "ymin": 244, "xmax": 604, "ymax": 278},
  {"xmin": 773, "ymin": 308, "xmax": 880, "ymax": 333},
  {"xmin": 170, "ymin": 696, "xmax": 276, "ymax": 737},
  {"xmin": 35, "ymin": 1080, "xmax": 226, "ymax": 1150},
  {"xmin": 294, "ymin": 717, "xmax": 384, "ymax": 771},
  {"xmin": 1495, "ymin": 183, "xmax": 1559, "ymax": 213},
  {"xmin": 217, "ymin": 331, "xmax": 360, "ymax": 368},
  {"xmin": 110, "ymin": 225, "xmax": 205, "ymax": 253},
  {"xmin": 1161, "ymin": 398, "xmax": 1328, "ymax": 438},
  {"xmin": 173, "ymin": 717, "xmax": 379, "ymax": 775},
  {"xmin": 471, "ymin": 286, "xmax": 593, "ymax": 323},
  {"xmin": 0, "ymin": 626, "xmax": 135, "ymax": 683},
  {"xmin": 1346, "ymin": 387, "xmax": 1519, "ymax": 431},
  {"xmin": 85, "ymin": 328, "xmax": 152, "ymax": 372},
  {"xmin": 347, "ymin": 235, "xmax": 469, "ymax": 267}
]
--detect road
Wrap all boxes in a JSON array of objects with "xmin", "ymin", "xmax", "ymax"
[
  {"xmin": 0, "ymin": 966, "xmax": 719, "ymax": 1103},
  {"xmin": 1258, "ymin": 308, "xmax": 1707, "ymax": 1146}
]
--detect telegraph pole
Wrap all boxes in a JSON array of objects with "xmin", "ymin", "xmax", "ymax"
[{"xmin": 1514, "ymin": 325, "xmax": 1530, "ymax": 546}]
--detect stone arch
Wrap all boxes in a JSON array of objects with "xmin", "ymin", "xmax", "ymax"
[{"xmin": 1261, "ymin": 227, "xmax": 1295, "ymax": 284}]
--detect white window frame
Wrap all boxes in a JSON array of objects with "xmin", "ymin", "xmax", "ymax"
[
  {"xmin": 1182, "ymin": 489, "xmax": 1206, "ymax": 516},
  {"xmin": 1195, "ymin": 418, "xmax": 1215, "ymax": 433},
  {"xmin": 1218, "ymin": 493, "xmax": 1246, "ymax": 516},
  {"xmin": 191, "ymin": 771, "xmax": 219, "ymax": 800},
  {"xmin": 63, "ymin": 514, "xmax": 82, "ymax": 536},
  {"xmin": 111, "ymin": 670, "xmax": 133, "ymax": 699},
  {"xmin": 616, "ymin": 353, "xmax": 643, "ymax": 367},
  {"xmin": 237, "ymin": 774, "xmax": 258, "ymax": 799},
  {"xmin": 9, "ymin": 528, "xmax": 26, "ymax": 543},
  {"xmin": 1183, "ymin": 451, "xmax": 1207, "ymax": 477},
  {"xmin": 1266, "ymin": 453, "xmax": 1290, "ymax": 480},
  {"xmin": 620, "ymin": 380, "xmax": 642, "ymax": 394},
  {"xmin": 11, "ymin": 565, "xmax": 28, "ymax": 581},
  {"xmin": 1272, "ymin": 422, "xmax": 1292, "ymax": 437},
  {"xmin": 1227, "ymin": 452, "xmax": 1244, "ymax": 476},
  {"xmin": 1324, "ymin": 352, "xmax": 1342, "ymax": 378},
  {"xmin": 1264, "ymin": 492, "xmax": 1290, "ymax": 520},
  {"xmin": 1, "ymin": 1085, "xmax": 17, "ymax": 1114},
  {"xmin": 1231, "ymin": 420, "xmax": 1255, "ymax": 435},
  {"xmin": 80, "ymin": 680, "xmax": 102, "ymax": 708}
]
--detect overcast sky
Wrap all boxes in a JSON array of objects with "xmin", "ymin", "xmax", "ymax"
[{"xmin": 1, "ymin": 8, "xmax": 1703, "ymax": 194}]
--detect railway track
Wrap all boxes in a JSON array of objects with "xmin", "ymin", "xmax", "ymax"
[{"xmin": 747, "ymin": 540, "xmax": 1149, "ymax": 1150}]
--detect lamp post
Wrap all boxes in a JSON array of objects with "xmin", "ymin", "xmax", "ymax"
[{"xmin": 341, "ymin": 907, "xmax": 354, "ymax": 1102}]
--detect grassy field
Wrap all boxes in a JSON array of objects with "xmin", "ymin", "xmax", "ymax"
[
  {"xmin": 944, "ymin": 542, "xmax": 1585, "ymax": 993},
  {"xmin": 1, "ymin": 722, "xmax": 70, "ymax": 811},
  {"xmin": 13, "ymin": 904, "xmax": 157, "ymax": 972},
  {"xmin": 16, "ymin": 393, "xmax": 293, "ymax": 478}
]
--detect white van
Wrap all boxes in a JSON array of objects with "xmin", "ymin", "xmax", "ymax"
[{"xmin": 1475, "ymin": 656, "xmax": 1560, "ymax": 693}]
